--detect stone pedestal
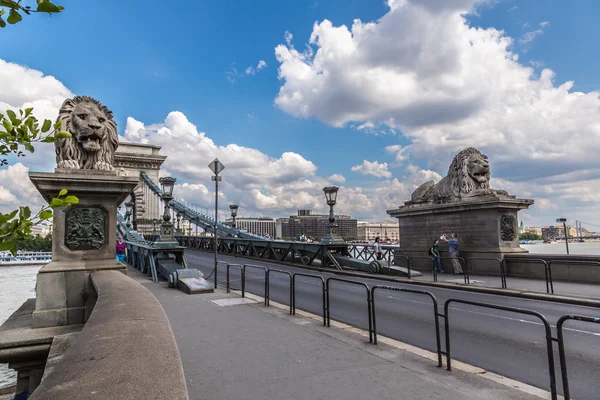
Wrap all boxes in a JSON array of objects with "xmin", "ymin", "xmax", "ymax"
[
  {"xmin": 387, "ymin": 195, "xmax": 534, "ymax": 274},
  {"xmin": 28, "ymin": 170, "xmax": 138, "ymax": 328}
]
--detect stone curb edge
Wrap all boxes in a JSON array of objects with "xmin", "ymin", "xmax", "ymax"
[
  {"xmin": 240, "ymin": 290, "xmax": 562, "ymax": 400},
  {"xmin": 188, "ymin": 249, "xmax": 600, "ymax": 308}
]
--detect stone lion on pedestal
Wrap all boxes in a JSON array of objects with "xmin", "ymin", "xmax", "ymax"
[
  {"xmin": 405, "ymin": 147, "xmax": 508, "ymax": 205},
  {"xmin": 55, "ymin": 96, "xmax": 118, "ymax": 170}
]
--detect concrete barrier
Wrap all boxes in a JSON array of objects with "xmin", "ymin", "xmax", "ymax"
[{"xmin": 30, "ymin": 270, "xmax": 189, "ymax": 400}]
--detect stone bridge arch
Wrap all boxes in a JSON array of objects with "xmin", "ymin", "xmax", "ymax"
[{"xmin": 114, "ymin": 142, "xmax": 167, "ymax": 233}]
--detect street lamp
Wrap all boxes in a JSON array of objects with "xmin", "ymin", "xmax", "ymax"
[
  {"xmin": 125, "ymin": 201, "xmax": 134, "ymax": 230},
  {"xmin": 153, "ymin": 177, "xmax": 178, "ymax": 248},
  {"xmin": 229, "ymin": 204, "xmax": 239, "ymax": 229},
  {"xmin": 176, "ymin": 213, "xmax": 182, "ymax": 235},
  {"xmin": 556, "ymin": 218, "xmax": 570, "ymax": 254},
  {"xmin": 208, "ymin": 158, "xmax": 225, "ymax": 287},
  {"xmin": 321, "ymin": 186, "xmax": 344, "ymax": 244}
]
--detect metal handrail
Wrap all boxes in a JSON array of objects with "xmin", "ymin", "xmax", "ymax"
[
  {"xmin": 371, "ymin": 285, "xmax": 442, "ymax": 367},
  {"xmin": 292, "ymin": 273, "xmax": 326, "ymax": 326},
  {"xmin": 266, "ymin": 269, "xmax": 293, "ymax": 314},
  {"xmin": 444, "ymin": 299, "xmax": 557, "ymax": 399},
  {"xmin": 465, "ymin": 257, "xmax": 504, "ymax": 288},
  {"xmin": 326, "ymin": 277, "xmax": 373, "ymax": 343}
]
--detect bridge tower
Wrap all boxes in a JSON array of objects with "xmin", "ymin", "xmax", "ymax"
[{"xmin": 114, "ymin": 141, "xmax": 167, "ymax": 233}]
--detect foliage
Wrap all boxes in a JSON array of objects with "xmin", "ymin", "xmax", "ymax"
[
  {"xmin": 519, "ymin": 232, "xmax": 541, "ymax": 241},
  {"xmin": 15, "ymin": 233, "xmax": 52, "ymax": 252},
  {"xmin": 0, "ymin": 1, "xmax": 63, "ymax": 28},
  {"xmin": 0, "ymin": 108, "xmax": 72, "ymax": 165},
  {"xmin": 0, "ymin": 189, "xmax": 78, "ymax": 254},
  {"xmin": 0, "ymin": 109, "xmax": 78, "ymax": 255}
]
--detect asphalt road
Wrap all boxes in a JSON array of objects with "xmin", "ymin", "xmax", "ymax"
[{"xmin": 185, "ymin": 250, "xmax": 600, "ymax": 400}]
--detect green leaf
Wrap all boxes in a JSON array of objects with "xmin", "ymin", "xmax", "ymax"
[
  {"xmin": 40, "ymin": 210, "xmax": 53, "ymax": 220},
  {"xmin": 49, "ymin": 198, "xmax": 64, "ymax": 208},
  {"xmin": 24, "ymin": 108, "xmax": 33, "ymax": 117},
  {"xmin": 1, "ymin": 119, "xmax": 12, "ymax": 133},
  {"xmin": 55, "ymin": 130, "xmax": 72, "ymax": 138},
  {"xmin": 0, "ymin": 210, "xmax": 18, "ymax": 224},
  {"xmin": 37, "ymin": 2, "xmax": 61, "ymax": 13},
  {"xmin": 20, "ymin": 206, "xmax": 31, "ymax": 219},
  {"xmin": 58, "ymin": 189, "xmax": 68, "ymax": 196},
  {"xmin": 24, "ymin": 143, "xmax": 35, "ymax": 153},
  {"xmin": 53, "ymin": 120, "xmax": 62, "ymax": 130},
  {"xmin": 7, "ymin": 9, "xmax": 22, "ymax": 24},
  {"xmin": 0, "ymin": 18, "xmax": 5, "ymax": 29},
  {"xmin": 41, "ymin": 119, "xmax": 52, "ymax": 133},
  {"xmin": 63, "ymin": 195, "xmax": 79, "ymax": 205},
  {"xmin": 6, "ymin": 110, "xmax": 19, "ymax": 125},
  {"xmin": 0, "ymin": 241, "xmax": 14, "ymax": 251},
  {"xmin": 41, "ymin": 136, "xmax": 55, "ymax": 143}
]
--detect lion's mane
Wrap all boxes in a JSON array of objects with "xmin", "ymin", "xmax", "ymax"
[
  {"xmin": 55, "ymin": 96, "xmax": 118, "ymax": 170},
  {"xmin": 408, "ymin": 147, "xmax": 491, "ymax": 204},
  {"xmin": 447, "ymin": 147, "xmax": 490, "ymax": 197}
]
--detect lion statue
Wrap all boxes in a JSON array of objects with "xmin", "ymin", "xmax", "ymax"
[
  {"xmin": 55, "ymin": 96, "xmax": 118, "ymax": 170},
  {"xmin": 405, "ymin": 147, "xmax": 508, "ymax": 205}
]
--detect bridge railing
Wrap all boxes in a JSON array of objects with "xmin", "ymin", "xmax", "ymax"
[{"xmin": 217, "ymin": 259, "xmax": 600, "ymax": 399}]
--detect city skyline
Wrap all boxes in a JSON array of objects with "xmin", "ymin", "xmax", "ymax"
[{"xmin": 1, "ymin": 0, "xmax": 599, "ymax": 226}]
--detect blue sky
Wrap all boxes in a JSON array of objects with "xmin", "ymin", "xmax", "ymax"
[{"xmin": 1, "ymin": 0, "xmax": 599, "ymax": 227}]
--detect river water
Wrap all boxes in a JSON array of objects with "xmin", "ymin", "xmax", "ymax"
[
  {"xmin": 0, "ymin": 265, "xmax": 42, "ymax": 390},
  {"xmin": 1, "ymin": 242, "xmax": 598, "ymax": 389}
]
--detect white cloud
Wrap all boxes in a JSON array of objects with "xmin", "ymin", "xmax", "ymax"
[
  {"xmin": 328, "ymin": 173, "xmax": 346, "ymax": 183},
  {"xmin": 351, "ymin": 160, "xmax": 392, "ymax": 178},
  {"xmin": 244, "ymin": 60, "xmax": 268, "ymax": 76},
  {"xmin": 385, "ymin": 144, "xmax": 410, "ymax": 165},
  {"xmin": 519, "ymin": 21, "xmax": 550, "ymax": 45},
  {"xmin": 508, "ymin": 6, "xmax": 519, "ymax": 12},
  {"xmin": 540, "ymin": 21, "xmax": 550, "ymax": 27},
  {"xmin": 274, "ymin": 1, "xmax": 600, "ymax": 213},
  {"xmin": 0, "ymin": 163, "xmax": 45, "ymax": 213}
]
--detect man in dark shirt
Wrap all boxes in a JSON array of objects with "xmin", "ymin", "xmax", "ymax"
[{"xmin": 116, "ymin": 235, "xmax": 127, "ymax": 263}]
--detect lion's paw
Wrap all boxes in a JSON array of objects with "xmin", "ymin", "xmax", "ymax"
[
  {"xmin": 93, "ymin": 161, "xmax": 114, "ymax": 171},
  {"xmin": 57, "ymin": 160, "xmax": 80, "ymax": 169}
]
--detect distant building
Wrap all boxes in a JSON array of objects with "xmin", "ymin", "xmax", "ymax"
[
  {"xmin": 276, "ymin": 210, "xmax": 357, "ymax": 240},
  {"xmin": 226, "ymin": 217, "xmax": 276, "ymax": 238},
  {"xmin": 523, "ymin": 226, "xmax": 542, "ymax": 237},
  {"xmin": 30, "ymin": 224, "xmax": 51, "ymax": 238},
  {"xmin": 541, "ymin": 225, "xmax": 578, "ymax": 240},
  {"xmin": 357, "ymin": 222, "xmax": 399, "ymax": 242}
]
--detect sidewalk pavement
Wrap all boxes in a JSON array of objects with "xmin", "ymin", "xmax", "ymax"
[{"xmin": 132, "ymin": 270, "xmax": 550, "ymax": 400}]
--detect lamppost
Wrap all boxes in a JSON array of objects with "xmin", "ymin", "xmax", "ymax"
[
  {"xmin": 152, "ymin": 219, "xmax": 159, "ymax": 235},
  {"xmin": 556, "ymin": 218, "xmax": 569, "ymax": 254},
  {"xmin": 229, "ymin": 204, "xmax": 239, "ymax": 229},
  {"xmin": 176, "ymin": 213, "xmax": 182, "ymax": 235},
  {"xmin": 321, "ymin": 186, "xmax": 344, "ymax": 244},
  {"xmin": 154, "ymin": 177, "xmax": 178, "ymax": 248},
  {"xmin": 125, "ymin": 201, "xmax": 134, "ymax": 230},
  {"xmin": 208, "ymin": 158, "xmax": 225, "ymax": 287}
]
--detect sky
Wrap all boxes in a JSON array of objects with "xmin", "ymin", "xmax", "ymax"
[{"xmin": 0, "ymin": 0, "xmax": 599, "ymax": 229}]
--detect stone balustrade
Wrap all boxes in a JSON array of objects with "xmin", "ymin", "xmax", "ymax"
[{"xmin": 30, "ymin": 270, "xmax": 188, "ymax": 400}]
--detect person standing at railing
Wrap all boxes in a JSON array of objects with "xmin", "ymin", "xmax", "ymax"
[
  {"xmin": 373, "ymin": 236, "xmax": 383, "ymax": 260},
  {"xmin": 442, "ymin": 233, "xmax": 463, "ymax": 275},
  {"xmin": 116, "ymin": 236, "xmax": 127, "ymax": 263},
  {"xmin": 429, "ymin": 239, "xmax": 444, "ymax": 273}
]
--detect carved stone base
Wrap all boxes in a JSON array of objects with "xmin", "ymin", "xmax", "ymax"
[
  {"xmin": 387, "ymin": 195, "xmax": 534, "ymax": 274},
  {"xmin": 28, "ymin": 170, "xmax": 138, "ymax": 328}
]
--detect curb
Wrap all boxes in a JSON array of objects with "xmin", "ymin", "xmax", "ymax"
[
  {"xmin": 186, "ymin": 249, "xmax": 600, "ymax": 308},
  {"xmin": 241, "ymin": 290, "xmax": 561, "ymax": 400}
]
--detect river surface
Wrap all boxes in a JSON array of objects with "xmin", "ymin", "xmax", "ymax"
[
  {"xmin": 0, "ymin": 265, "xmax": 42, "ymax": 390},
  {"xmin": 0, "ymin": 242, "xmax": 598, "ymax": 389}
]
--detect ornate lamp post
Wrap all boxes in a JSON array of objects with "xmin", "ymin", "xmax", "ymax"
[
  {"xmin": 229, "ymin": 204, "xmax": 239, "ymax": 229},
  {"xmin": 321, "ymin": 186, "xmax": 344, "ymax": 244},
  {"xmin": 154, "ymin": 177, "xmax": 178, "ymax": 248},
  {"xmin": 176, "ymin": 213, "xmax": 182, "ymax": 235},
  {"xmin": 152, "ymin": 219, "xmax": 159, "ymax": 235},
  {"xmin": 208, "ymin": 158, "xmax": 225, "ymax": 287},
  {"xmin": 125, "ymin": 201, "xmax": 134, "ymax": 230}
]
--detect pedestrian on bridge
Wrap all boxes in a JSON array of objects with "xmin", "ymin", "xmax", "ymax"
[
  {"xmin": 373, "ymin": 236, "xmax": 383, "ymax": 260},
  {"xmin": 429, "ymin": 239, "xmax": 444, "ymax": 273},
  {"xmin": 443, "ymin": 233, "xmax": 463, "ymax": 275},
  {"xmin": 116, "ymin": 236, "xmax": 127, "ymax": 263}
]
